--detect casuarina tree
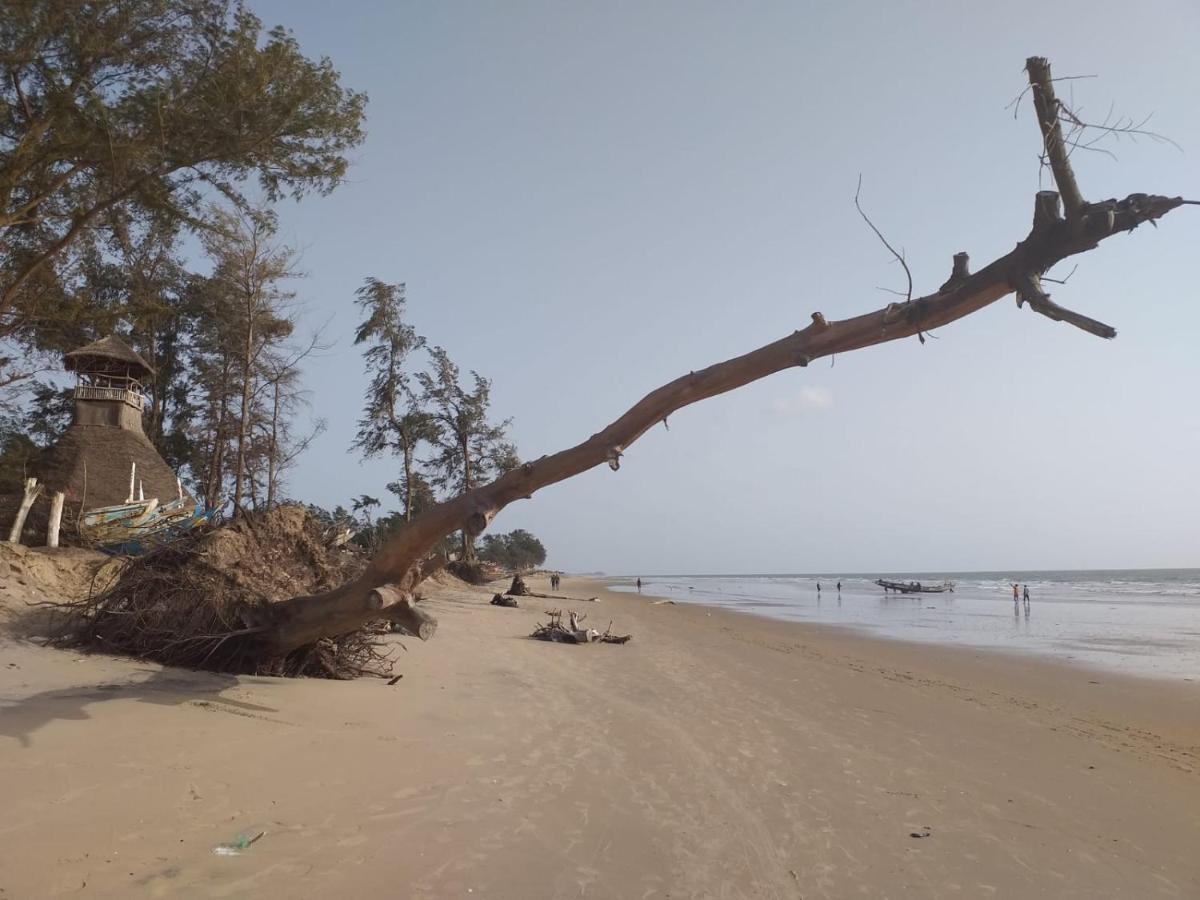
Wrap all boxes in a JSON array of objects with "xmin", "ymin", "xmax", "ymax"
[
  {"xmin": 416, "ymin": 347, "xmax": 518, "ymax": 562},
  {"xmin": 351, "ymin": 279, "xmax": 437, "ymax": 523},
  {"xmin": 0, "ymin": 0, "xmax": 366, "ymax": 387}
]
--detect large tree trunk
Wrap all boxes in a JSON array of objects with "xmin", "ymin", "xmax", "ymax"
[
  {"xmin": 258, "ymin": 57, "xmax": 1194, "ymax": 656},
  {"xmin": 459, "ymin": 434, "xmax": 476, "ymax": 563},
  {"xmin": 402, "ymin": 438, "xmax": 415, "ymax": 522},
  {"xmin": 266, "ymin": 378, "xmax": 281, "ymax": 510},
  {"xmin": 204, "ymin": 358, "xmax": 233, "ymax": 510},
  {"xmin": 233, "ymin": 313, "xmax": 255, "ymax": 518}
]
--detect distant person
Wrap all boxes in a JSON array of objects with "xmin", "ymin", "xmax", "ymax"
[
  {"xmin": 1012, "ymin": 583, "xmax": 1019, "ymax": 602},
  {"xmin": 817, "ymin": 581, "xmax": 821, "ymax": 593},
  {"xmin": 636, "ymin": 577, "xmax": 642, "ymax": 592},
  {"xmin": 1023, "ymin": 584, "xmax": 1031, "ymax": 606},
  {"xmin": 837, "ymin": 580, "xmax": 842, "ymax": 592}
]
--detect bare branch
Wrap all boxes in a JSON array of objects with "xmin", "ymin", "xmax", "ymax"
[
  {"xmin": 1026, "ymin": 57, "xmax": 1086, "ymax": 218},
  {"xmin": 1012, "ymin": 272, "xmax": 1116, "ymax": 339},
  {"xmin": 854, "ymin": 175, "xmax": 913, "ymax": 305}
]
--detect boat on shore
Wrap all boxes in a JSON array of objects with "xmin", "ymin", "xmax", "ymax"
[
  {"xmin": 79, "ymin": 497, "xmax": 214, "ymax": 554},
  {"xmin": 875, "ymin": 578, "xmax": 955, "ymax": 594}
]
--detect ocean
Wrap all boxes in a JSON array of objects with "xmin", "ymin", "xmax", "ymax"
[{"xmin": 607, "ymin": 570, "xmax": 1200, "ymax": 681}]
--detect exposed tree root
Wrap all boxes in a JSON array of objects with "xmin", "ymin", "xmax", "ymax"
[{"xmin": 47, "ymin": 507, "xmax": 396, "ymax": 679}]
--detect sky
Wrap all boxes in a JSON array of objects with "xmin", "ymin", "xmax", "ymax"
[{"xmin": 244, "ymin": 0, "xmax": 1199, "ymax": 574}]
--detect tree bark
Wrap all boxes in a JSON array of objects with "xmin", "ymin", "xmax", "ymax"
[
  {"xmin": 402, "ymin": 437, "xmax": 415, "ymax": 522},
  {"xmin": 257, "ymin": 57, "xmax": 1193, "ymax": 656},
  {"xmin": 267, "ymin": 378, "xmax": 281, "ymax": 510},
  {"xmin": 233, "ymin": 314, "xmax": 255, "ymax": 519}
]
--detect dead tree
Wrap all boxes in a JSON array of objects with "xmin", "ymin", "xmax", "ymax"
[{"xmin": 261, "ymin": 58, "xmax": 1194, "ymax": 656}]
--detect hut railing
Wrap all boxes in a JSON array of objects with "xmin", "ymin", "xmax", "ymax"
[{"xmin": 74, "ymin": 384, "xmax": 146, "ymax": 411}]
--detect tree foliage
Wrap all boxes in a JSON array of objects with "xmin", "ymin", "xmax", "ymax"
[
  {"xmin": 478, "ymin": 529, "xmax": 547, "ymax": 572},
  {"xmin": 417, "ymin": 346, "xmax": 518, "ymax": 561},
  {"xmin": 0, "ymin": 0, "xmax": 366, "ymax": 383},
  {"xmin": 351, "ymin": 278, "xmax": 436, "ymax": 521}
]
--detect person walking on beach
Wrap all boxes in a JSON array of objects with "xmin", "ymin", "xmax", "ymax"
[
  {"xmin": 1023, "ymin": 584, "xmax": 1031, "ymax": 608},
  {"xmin": 636, "ymin": 577, "xmax": 642, "ymax": 592},
  {"xmin": 817, "ymin": 581, "xmax": 822, "ymax": 593},
  {"xmin": 1012, "ymin": 583, "xmax": 1019, "ymax": 603},
  {"xmin": 837, "ymin": 580, "xmax": 842, "ymax": 593}
]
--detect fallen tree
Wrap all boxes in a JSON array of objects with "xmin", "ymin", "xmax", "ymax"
[
  {"xmin": 259, "ymin": 56, "xmax": 1193, "ymax": 658},
  {"xmin": 60, "ymin": 57, "xmax": 1197, "ymax": 674}
]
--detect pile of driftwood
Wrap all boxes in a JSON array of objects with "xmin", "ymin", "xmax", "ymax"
[{"xmin": 531, "ymin": 610, "xmax": 631, "ymax": 645}]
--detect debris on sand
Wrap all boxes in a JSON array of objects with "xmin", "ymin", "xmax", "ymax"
[
  {"xmin": 491, "ymin": 593, "xmax": 519, "ymax": 608},
  {"xmin": 531, "ymin": 610, "xmax": 631, "ymax": 645}
]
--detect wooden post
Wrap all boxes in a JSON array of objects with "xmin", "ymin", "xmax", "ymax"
[
  {"xmin": 138, "ymin": 480, "xmax": 144, "ymax": 502},
  {"xmin": 127, "ymin": 462, "xmax": 136, "ymax": 503},
  {"xmin": 46, "ymin": 491, "xmax": 65, "ymax": 548},
  {"xmin": 7, "ymin": 478, "xmax": 42, "ymax": 544}
]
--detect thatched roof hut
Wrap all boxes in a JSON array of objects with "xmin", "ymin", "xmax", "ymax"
[
  {"xmin": 36, "ymin": 335, "xmax": 188, "ymax": 512},
  {"xmin": 38, "ymin": 426, "xmax": 183, "ymax": 510},
  {"xmin": 64, "ymin": 335, "xmax": 155, "ymax": 379}
]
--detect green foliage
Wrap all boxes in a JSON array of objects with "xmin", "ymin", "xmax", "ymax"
[
  {"xmin": 0, "ymin": 0, "xmax": 367, "ymax": 381},
  {"xmin": 0, "ymin": 424, "xmax": 40, "ymax": 494},
  {"xmin": 417, "ymin": 346, "xmax": 518, "ymax": 496},
  {"xmin": 478, "ymin": 529, "xmax": 548, "ymax": 572},
  {"xmin": 22, "ymin": 381, "xmax": 73, "ymax": 447},
  {"xmin": 351, "ymin": 278, "xmax": 437, "ymax": 521},
  {"xmin": 417, "ymin": 346, "xmax": 518, "ymax": 561}
]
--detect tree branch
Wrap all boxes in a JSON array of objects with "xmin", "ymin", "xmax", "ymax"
[
  {"xmin": 1011, "ymin": 272, "xmax": 1115, "ymax": 339},
  {"xmin": 261, "ymin": 186, "xmax": 1189, "ymax": 653},
  {"xmin": 1026, "ymin": 57, "xmax": 1086, "ymax": 218},
  {"xmin": 255, "ymin": 58, "xmax": 1194, "ymax": 656}
]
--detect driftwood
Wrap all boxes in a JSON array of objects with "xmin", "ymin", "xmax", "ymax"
[
  {"xmin": 491, "ymin": 593, "xmax": 519, "ymax": 608},
  {"xmin": 67, "ymin": 56, "xmax": 1184, "ymax": 667},
  {"xmin": 519, "ymin": 590, "xmax": 600, "ymax": 602},
  {"xmin": 531, "ymin": 610, "xmax": 632, "ymax": 645}
]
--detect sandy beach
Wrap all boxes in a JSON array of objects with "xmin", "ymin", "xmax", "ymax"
[{"xmin": 2, "ymin": 556, "xmax": 1199, "ymax": 898}]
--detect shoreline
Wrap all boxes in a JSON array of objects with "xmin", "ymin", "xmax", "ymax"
[
  {"xmin": 603, "ymin": 572, "xmax": 1200, "ymax": 684},
  {"xmin": 588, "ymin": 578, "xmax": 1200, "ymax": 768},
  {"xmin": 1, "ymin": 569, "xmax": 1198, "ymax": 897}
]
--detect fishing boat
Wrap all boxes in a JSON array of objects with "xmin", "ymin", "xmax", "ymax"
[
  {"xmin": 875, "ymin": 578, "xmax": 955, "ymax": 594},
  {"xmin": 80, "ymin": 496, "xmax": 215, "ymax": 554}
]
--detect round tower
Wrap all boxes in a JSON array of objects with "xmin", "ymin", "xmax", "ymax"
[{"xmin": 63, "ymin": 335, "xmax": 154, "ymax": 432}]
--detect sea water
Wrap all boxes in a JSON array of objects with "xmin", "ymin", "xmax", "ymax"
[{"xmin": 608, "ymin": 570, "xmax": 1200, "ymax": 681}]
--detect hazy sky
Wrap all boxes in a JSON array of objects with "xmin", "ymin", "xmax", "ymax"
[{"xmin": 247, "ymin": 0, "xmax": 1199, "ymax": 574}]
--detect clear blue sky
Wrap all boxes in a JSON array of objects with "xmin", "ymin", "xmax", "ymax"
[{"xmin": 249, "ymin": 0, "xmax": 1199, "ymax": 574}]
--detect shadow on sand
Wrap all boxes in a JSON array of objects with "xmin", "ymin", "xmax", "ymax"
[{"xmin": 0, "ymin": 665, "xmax": 278, "ymax": 747}]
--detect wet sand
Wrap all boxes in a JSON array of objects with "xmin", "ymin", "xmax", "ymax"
[{"xmin": 1, "ymin": 569, "xmax": 1198, "ymax": 898}]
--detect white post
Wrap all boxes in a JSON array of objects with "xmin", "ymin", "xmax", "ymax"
[
  {"xmin": 46, "ymin": 491, "xmax": 65, "ymax": 548},
  {"xmin": 138, "ymin": 480, "xmax": 144, "ymax": 502},
  {"xmin": 127, "ymin": 462, "xmax": 137, "ymax": 503},
  {"xmin": 7, "ymin": 478, "xmax": 42, "ymax": 544},
  {"xmin": 177, "ymin": 477, "xmax": 183, "ymax": 501}
]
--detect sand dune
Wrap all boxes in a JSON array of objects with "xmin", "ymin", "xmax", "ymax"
[{"xmin": 1, "ymin": 560, "xmax": 1198, "ymax": 898}]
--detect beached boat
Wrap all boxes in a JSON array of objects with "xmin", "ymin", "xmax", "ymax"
[
  {"xmin": 875, "ymin": 578, "xmax": 955, "ymax": 594},
  {"xmin": 79, "ymin": 497, "xmax": 214, "ymax": 554}
]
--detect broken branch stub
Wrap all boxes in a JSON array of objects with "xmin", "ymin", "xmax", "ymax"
[{"xmin": 371, "ymin": 584, "xmax": 438, "ymax": 641}]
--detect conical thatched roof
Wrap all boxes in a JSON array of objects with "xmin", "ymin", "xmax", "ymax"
[
  {"xmin": 64, "ymin": 335, "xmax": 155, "ymax": 377},
  {"xmin": 36, "ymin": 425, "xmax": 186, "ymax": 509}
]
